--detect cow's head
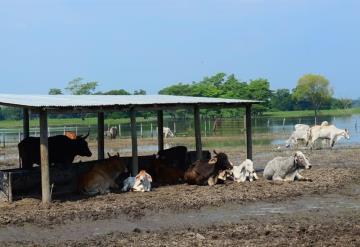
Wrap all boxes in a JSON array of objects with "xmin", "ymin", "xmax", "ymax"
[
  {"xmin": 209, "ymin": 150, "xmax": 233, "ymax": 170},
  {"xmin": 294, "ymin": 151, "xmax": 311, "ymax": 170},
  {"xmin": 74, "ymin": 132, "xmax": 92, "ymax": 157}
]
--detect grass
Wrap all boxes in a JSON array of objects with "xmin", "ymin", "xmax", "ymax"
[
  {"xmin": 263, "ymin": 108, "xmax": 360, "ymax": 118},
  {"xmin": 0, "ymin": 107, "xmax": 359, "ymax": 129}
]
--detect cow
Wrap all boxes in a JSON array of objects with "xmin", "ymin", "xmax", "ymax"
[
  {"xmin": 64, "ymin": 131, "xmax": 77, "ymax": 140},
  {"xmin": 157, "ymin": 146, "xmax": 188, "ymax": 171},
  {"xmin": 186, "ymin": 150, "xmax": 211, "ymax": 169},
  {"xmin": 151, "ymin": 158, "xmax": 184, "ymax": 185},
  {"xmin": 163, "ymin": 127, "xmax": 174, "ymax": 138},
  {"xmin": 263, "ymin": 151, "xmax": 312, "ymax": 181},
  {"xmin": 78, "ymin": 153, "xmax": 128, "ymax": 195},
  {"xmin": 121, "ymin": 170, "xmax": 152, "ymax": 192},
  {"xmin": 184, "ymin": 150, "xmax": 233, "ymax": 186},
  {"xmin": 104, "ymin": 126, "xmax": 118, "ymax": 139},
  {"xmin": 286, "ymin": 122, "xmax": 328, "ymax": 148},
  {"xmin": 18, "ymin": 133, "xmax": 92, "ymax": 169},
  {"xmin": 232, "ymin": 159, "xmax": 258, "ymax": 182},
  {"xmin": 307, "ymin": 124, "xmax": 350, "ymax": 149}
]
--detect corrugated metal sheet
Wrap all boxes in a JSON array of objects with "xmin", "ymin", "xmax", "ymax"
[{"xmin": 0, "ymin": 94, "xmax": 260, "ymax": 109}]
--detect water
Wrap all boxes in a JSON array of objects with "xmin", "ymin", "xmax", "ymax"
[{"xmin": 0, "ymin": 184, "xmax": 358, "ymax": 242}]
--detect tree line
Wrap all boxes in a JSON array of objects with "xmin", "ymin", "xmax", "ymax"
[{"xmin": 0, "ymin": 73, "xmax": 357, "ymax": 121}]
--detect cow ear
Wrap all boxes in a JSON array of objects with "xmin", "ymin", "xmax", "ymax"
[
  {"xmin": 294, "ymin": 153, "xmax": 299, "ymax": 163},
  {"xmin": 213, "ymin": 150, "xmax": 218, "ymax": 155},
  {"xmin": 209, "ymin": 157, "xmax": 218, "ymax": 165},
  {"xmin": 107, "ymin": 152, "xmax": 111, "ymax": 158},
  {"xmin": 117, "ymin": 152, "xmax": 120, "ymax": 157}
]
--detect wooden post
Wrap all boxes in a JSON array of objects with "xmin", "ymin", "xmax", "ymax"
[
  {"xmin": 23, "ymin": 108, "xmax": 30, "ymax": 139},
  {"xmin": 245, "ymin": 104, "xmax": 253, "ymax": 160},
  {"xmin": 194, "ymin": 105, "xmax": 202, "ymax": 160},
  {"xmin": 97, "ymin": 112, "xmax": 105, "ymax": 160},
  {"xmin": 8, "ymin": 173, "xmax": 13, "ymax": 203},
  {"xmin": 130, "ymin": 108, "xmax": 138, "ymax": 176},
  {"xmin": 140, "ymin": 123, "xmax": 143, "ymax": 138},
  {"xmin": 39, "ymin": 109, "xmax": 51, "ymax": 204},
  {"xmin": 157, "ymin": 110, "xmax": 164, "ymax": 152},
  {"xmin": 119, "ymin": 124, "xmax": 121, "ymax": 137},
  {"xmin": 150, "ymin": 123, "xmax": 153, "ymax": 138}
]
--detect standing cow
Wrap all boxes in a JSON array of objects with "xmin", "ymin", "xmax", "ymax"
[
  {"xmin": 18, "ymin": 133, "xmax": 92, "ymax": 169},
  {"xmin": 104, "ymin": 126, "xmax": 118, "ymax": 139}
]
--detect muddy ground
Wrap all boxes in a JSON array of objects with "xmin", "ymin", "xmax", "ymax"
[{"xmin": 0, "ymin": 145, "xmax": 359, "ymax": 246}]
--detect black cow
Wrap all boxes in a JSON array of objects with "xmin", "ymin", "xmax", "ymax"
[
  {"xmin": 157, "ymin": 146, "xmax": 188, "ymax": 171},
  {"xmin": 18, "ymin": 133, "xmax": 92, "ymax": 169},
  {"xmin": 184, "ymin": 150, "xmax": 233, "ymax": 186}
]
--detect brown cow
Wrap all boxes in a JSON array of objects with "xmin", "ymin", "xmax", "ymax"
[
  {"xmin": 78, "ymin": 153, "xmax": 127, "ymax": 195},
  {"xmin": 184, "ymin": 150, "xmax": 233, "ymax": 186}
]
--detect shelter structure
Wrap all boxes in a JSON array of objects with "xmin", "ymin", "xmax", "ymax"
[{"xmin": 0, "ymin": 94, "xmax": 261, "ymax": 203}]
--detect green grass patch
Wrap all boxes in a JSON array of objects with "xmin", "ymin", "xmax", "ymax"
[{"xmin": 264, "ymin": 108, "xmax": 360, "ymax": 118}]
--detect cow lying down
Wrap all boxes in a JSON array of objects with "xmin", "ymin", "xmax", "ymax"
[
  {"xmin": 78, "ymin": 153, "xmax": 128, "ymax": 195},
  {"xmin": 263, "ymin": 151, "xmax": 312, "ymax": 181},
  {"xmin": 232, "ymin": 159, "xmax": 258, "ymax": 182},
  {"xmin": 184, "ymin": 150, "xmax": 233, "ymax": 186},
  {"xmin": 122, "ymin": 170, "xmax": 152, "ymax": 192}
]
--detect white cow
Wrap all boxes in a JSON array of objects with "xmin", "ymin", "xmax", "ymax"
[
  {"xmin": 286, "ymin": 124, "xmax": 310, "ymax": 148},
  {"xmin": 307, "ymin": 125, "xmax": 350, "ymax": 149},
  {"xmin": 286, "ymin": 122, "xmax": 329, "ymax": 148},
  {"xmin": 121, "ymin": 170, "xmax": 152, "ymax": 192},
  {"xmin": 232, "ymin": 159, "xmax": 258, "ymax": 182},
  {"xmin": 263, "ymin": 151, "xmax": 312, "ymax": 181},
  {"xmin": 163, "ymin": 127, "xmax": 174, "ymax": 138}
]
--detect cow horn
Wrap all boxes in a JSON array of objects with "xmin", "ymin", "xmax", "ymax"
[
  {"xmin": 213, "ymin": 150, "xmax": 218, "ymax": 155},
  {"xmin": 107, "ymin": 152, "xmax": 111, "ymax": 158},
  {"xmin": 82, "ymin": 131, "xmax": 90, "ymax": 139}
]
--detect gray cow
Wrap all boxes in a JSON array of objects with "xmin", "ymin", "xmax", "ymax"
[{"xmin": 263, "ymin": 151, "xmax": 312, "ymax": 181}]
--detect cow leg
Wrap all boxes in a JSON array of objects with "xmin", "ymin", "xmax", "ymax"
[
  {"xmin": 295, "ymin": 173, "xmax": 312, "ymax": 182},
  {"xmin": 272, "ymin": 175, "xmax": 285, "ymax": 181},
  {"xmin": 207, "ymin": 175, "xmax": 218, "ymax": 186}
]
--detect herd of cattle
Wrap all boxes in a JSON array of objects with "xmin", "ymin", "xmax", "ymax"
[
  {"xmin": 285, "ymin": 121, "xmax": 350, "ymax": 149},
  {"xmin": 17, "ymin": 129, "xmax": 315, "ymax": 196}
]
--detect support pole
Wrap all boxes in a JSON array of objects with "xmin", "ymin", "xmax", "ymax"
[
  {"xmin": 39, "ymin": 109, "xmax": 51, "ymax": 204},
  {"xmin": 97, "ymin": 112, "xmax": 105, "ymax": 160},
  {"xmin": 245, "ymin": 104, "xmax": 253, "ymax": 160},
  {"xmin": 130, "ymin": 108, "xmax": 138, "ymax": 176},
  {"xmin": 157, "ymin": 110, "xmax": 164, "ymax": 152},
  {"xmin": 23, "ymin": 108, "xmax": 30, "ymax": 139},
  {"xmin": 194, "ymin": 105, "xmax": 202, "ymax": 160}
]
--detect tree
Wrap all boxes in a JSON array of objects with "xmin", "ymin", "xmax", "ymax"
[
  {"xmin": 270, "ymin": 89, "xmax": 293, "ymax": 111},
  {"xmin": 102, "ymin": 89, "xmax": 131, "ymax": 95},
  {"xmin": 48, "ymin": 88, "xmax": 63, "ymax": 95},
  {"xmin": 293, "ymin": 74, "xmax": 333, "ymax": 120},
  {"xmin": 66, "ymin": 77, "xmax": 98, "ymax": 95},
  {"xmin": 134, "ymin": 89, "xmax": 146, "ymax": 95}
]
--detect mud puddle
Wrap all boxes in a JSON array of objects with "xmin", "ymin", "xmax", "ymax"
[{"xmin": 0, "ymin": 184, "xmax": 359, "ymax": 243}]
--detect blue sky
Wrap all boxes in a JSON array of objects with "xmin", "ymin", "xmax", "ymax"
[{"xmin": 0, "ymin": 0, "xmax": 359, "ymax": 98}]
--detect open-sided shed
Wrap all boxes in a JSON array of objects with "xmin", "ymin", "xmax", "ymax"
[{"xmin": 0, "ymin": 94, "xmax": 261, "ymax": 203}]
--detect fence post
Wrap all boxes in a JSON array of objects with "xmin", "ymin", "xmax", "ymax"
[
  {"xmin": 173, "ymin": 122, "xmax": 176, "ymax": 135},
  {"xmin": 150, "ymin": 123, "xmax": 153, "ymax": 138},
  {"xmin": 282, "ymin": 118, "xmax": 286, "ymax": 131},
  {"xmin": 64, "ymin": 126, "xmax": 66, "ymax": 135},
  {"xmin": 18, "ymin": 130, "xmax": 21, "ymax": 143},
  {"xmin": 75, "ymin": 126, "xmax": 78, "ymax": 135},
  {"xmin": 204, "ymin": 119, "xmax": 207, "ymax": 137},
  {"xmin": 140, "ymin": 123, "xmax": 143, "ymax": 138},
  {"xmin": 118, "ymin": 124, "xmax": 121, "ymax": 137},
  {"xmin": 2, "ymin": 134, "xmax": 5, "ymax": 148}
]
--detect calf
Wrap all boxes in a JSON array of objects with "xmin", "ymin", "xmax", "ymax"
[
  {"xmin": 184, "ymin": 150, "xmax": 233, "ymax": 186},
  {"xmin": 232, "ymin": 159, "xmax": 258, "ymax": 182},
  {"xmin": 263, "ymin": 151, "xmax": 312, "ymax": 181},
  {"xmin": 78, "ymin": 153, "xmax": 128, "ymax": 195},
  {"xmin": 122, "ymin": 170, "xmax": 152, "ymax": 192}
]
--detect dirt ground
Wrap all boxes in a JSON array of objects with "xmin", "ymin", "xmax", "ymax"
[{"xmin": 0, "ymin": 145, "xmax": 359, "ymax": 246}]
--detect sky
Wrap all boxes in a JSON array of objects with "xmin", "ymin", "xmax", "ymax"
[{"xmin": 0, "ymin": 0, "xmax": 359, "ymax": 99}]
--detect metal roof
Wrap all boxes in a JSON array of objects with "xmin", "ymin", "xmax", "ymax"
[{"xmin": 0, "ymin": 94, "xmax": 261, "ymax": 112}]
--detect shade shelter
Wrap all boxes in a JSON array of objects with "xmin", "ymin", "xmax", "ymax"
[{"xmin": 0, "ymin": 94, "xmax": 261, "ymax": 203}]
